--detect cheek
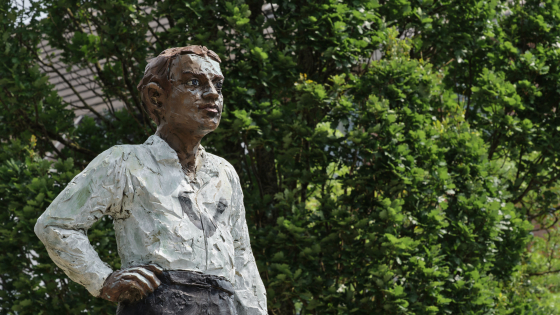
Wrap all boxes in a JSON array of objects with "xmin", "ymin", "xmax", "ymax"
[
  {"xmin": 170, "ymin": 87, "xmax": 201, "ymax": 106},
  {"xmin": 165, "ymin": 89, "xmax": 200, "ymax": 119},
  {"xmin": 172, "ymin": 86, "xmax": 199, "ymax": 97}
]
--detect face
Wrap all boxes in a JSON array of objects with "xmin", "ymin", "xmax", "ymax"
[{"xmin": 162, "ymin": 54, "xmax": 224, "ymax": 136}]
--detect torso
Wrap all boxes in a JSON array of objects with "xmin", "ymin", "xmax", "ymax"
[{"xmin": 112, "ymin": 137, "xmax": 237, "ymax": 283}]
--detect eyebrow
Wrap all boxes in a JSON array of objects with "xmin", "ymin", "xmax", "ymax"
[{"xmin": 182, "ymin": 70, "xmax": 224, "ymax": 80}]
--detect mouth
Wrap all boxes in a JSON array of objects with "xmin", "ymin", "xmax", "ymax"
[{"xmin": 198, "ymin": 104, "xmax": 220, "ymax": 114}]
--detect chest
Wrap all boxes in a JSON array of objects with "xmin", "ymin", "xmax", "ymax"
[{"xmin": 126, "ymin": 159, "xmax": 235, "ymax": 240}]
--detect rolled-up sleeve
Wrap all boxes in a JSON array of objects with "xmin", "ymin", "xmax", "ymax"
[
  {"xmin": 229, "ymin": 167, "xmax": 267, "ymax": 315},
  {"xmin": 35, "ymin": 147, "xmax": 128, "ymax": 297}
]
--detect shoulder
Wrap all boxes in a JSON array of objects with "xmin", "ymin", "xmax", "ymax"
[
  {"xmin": 203, "ymin": 151, "xmax": 246, "ymax": 213},
  {"xmin": 86, "ymin": 144, "xmax": 142, "ymax": 169},
  {"xmin": 204, "ymin": 151, "xmax": 240, "ymax": 184},
  {"xmin": 81, "ymin": 143, "xmax": 158, "ymax": 180}
]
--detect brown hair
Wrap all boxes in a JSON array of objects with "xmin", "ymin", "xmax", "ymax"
[{"xmin": 137, "ymin": 45, "xmax": 221, "ymax": 124}]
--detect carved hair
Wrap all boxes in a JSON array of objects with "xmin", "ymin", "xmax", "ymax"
[{"xmin": 136, "ymin": 46, "xmax": 221, "ymax": 125}]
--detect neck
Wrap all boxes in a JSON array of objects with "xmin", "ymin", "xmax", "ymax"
[{"xmin": 155, "ymin": 125, "xmax": 204, "ymax": 177}]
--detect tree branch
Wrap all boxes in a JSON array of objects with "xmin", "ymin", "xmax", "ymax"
[
  {"xmin": 528, "ymin": 269, "xmax": 560, "ymax": 277},
  {"xmin": 34, "ymin": 56, "xmax": 113, "ymax": 127}
]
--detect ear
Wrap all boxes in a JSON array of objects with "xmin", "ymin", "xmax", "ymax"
[
  {"xmin": 142, "ymin": 82, "xmax": 166, "ymax": 124},
  {"xmin": 143, "ymin": 82, "xmax": 166, "ymax": 108}
]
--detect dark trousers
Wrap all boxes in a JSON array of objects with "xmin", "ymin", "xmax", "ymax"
[{"xmin": 116, "ymin": 271, "xmax": 236, "ymax": 315}]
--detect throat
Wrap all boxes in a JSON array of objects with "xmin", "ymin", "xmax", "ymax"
[
  {"xmin": 155, "ymin": 129, "xmax": 204, "ymax": 179},
  {"xmin": 182, "ymin": 162, "xmax": 196, "ymax": 180},
  {"xmin": 180, "ymin": 146, "xmax": 204, "ymax": 181}
]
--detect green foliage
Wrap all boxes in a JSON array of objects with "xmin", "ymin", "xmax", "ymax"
[
  {"xmin": 0, "ymin": 139, "xmax": 119, "ymax": 314},
  {"xmin": 1, "ymin": 0, "xmax": 560, "ymax": 314},
  {"xmin": 0, "ymin": 3, "xmax": 75, "ymax": 158}
]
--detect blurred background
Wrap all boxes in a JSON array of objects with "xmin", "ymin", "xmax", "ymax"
[{"xmin": 1, "ymin": 0, "xmax": 560, "ymax": 313}]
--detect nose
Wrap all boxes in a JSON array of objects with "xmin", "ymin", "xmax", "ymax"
[{"xmin": 202, "ymin": 82, "xmax": 220, "ymax": 100}]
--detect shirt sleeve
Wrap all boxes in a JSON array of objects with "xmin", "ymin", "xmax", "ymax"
[
  {"xmin": 34, "ymin": 146, "xmax": 130, "ymax": 297},
  {"xmin": 229, "ymin": 166, "xmax": 268, "ymax": 315}
]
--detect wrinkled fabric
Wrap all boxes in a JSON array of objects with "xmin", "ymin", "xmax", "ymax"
[
  {"xmin": 35, "ymin": 135, "xmax": 266, "ymax": 314},
  {"xmin": 116, "ymin": 271, "xmax": 236, "ymax": 315}
]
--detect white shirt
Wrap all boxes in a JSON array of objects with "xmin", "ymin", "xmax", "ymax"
[{"xmin": 35, "ymin": 135, "xmax": 267, "ymax": 314}]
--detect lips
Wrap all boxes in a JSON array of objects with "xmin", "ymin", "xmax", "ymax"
[{"xmin": 198, "ymin": 104, "xmax": 220, "ymax": 113}]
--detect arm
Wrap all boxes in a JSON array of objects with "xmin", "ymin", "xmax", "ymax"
[
  {"xmin": 229, "ymin": 169, "xmax": 267, "ymax": 315},
  {"xmin": 34, "ymin": 147, "xmax": 127, "ymax": 297}
]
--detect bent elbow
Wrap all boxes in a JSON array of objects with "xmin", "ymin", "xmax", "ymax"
[{"xmin": 34, "ymin": 214, "xmax": 49, "ymax": 243}]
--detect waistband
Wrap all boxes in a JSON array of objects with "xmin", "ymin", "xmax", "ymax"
[{"xmin": 160, "ymin": 270, "xmax": 235, "ymax": 296}]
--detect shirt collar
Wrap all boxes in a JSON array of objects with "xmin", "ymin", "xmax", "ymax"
[{"xmin": 143, "ymin": 134, "xmax": 206, "ymax": 166}]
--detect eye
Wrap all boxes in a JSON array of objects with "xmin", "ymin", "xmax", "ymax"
[
  {"xmin": 185, "ymin": 79, "xmax": 199, "ymax": 86},
  {"xmin": 214, "ymin": 81, "xmax": 223, "ymax": 90}
]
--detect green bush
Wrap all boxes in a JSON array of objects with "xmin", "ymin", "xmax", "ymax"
[{"xmin": 1, "ymin": 0, "xmax": 560, "ymax": 314}]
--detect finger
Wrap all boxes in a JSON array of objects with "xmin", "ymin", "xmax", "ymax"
[
  {"xmin": 143, "ymin": 264, "xmax": 164, "ymax": 275},
  {"xmin": 121, "ymin": 272, "xmax": 154, "ymax": 293},
  {"xmin": 127, "ymin": 267, "xmax": 161, "ymax": 288},
  {"xmin": 120, "ymin": 272, "xmax": 154, "ymax": 295},
  {"xmin": 120, "ymin": 279, "xmax": 148, "ymax": 301}
]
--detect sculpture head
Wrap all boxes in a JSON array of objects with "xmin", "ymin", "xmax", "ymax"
[{"xmin": 137, "ymin": 46, "xmax": 224, "ymax": 137}]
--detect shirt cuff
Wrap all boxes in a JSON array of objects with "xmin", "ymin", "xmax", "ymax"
[{"xmin": 84, "ymin": 263, "xmax": 113, "ymax": 297}]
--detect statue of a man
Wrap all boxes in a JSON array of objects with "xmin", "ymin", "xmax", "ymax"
[{"xmin": 35, "ymin": 46, "xmax": 267, "ymax": 315}]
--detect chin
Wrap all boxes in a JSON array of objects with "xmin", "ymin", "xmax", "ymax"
[
  {"xmin": 204, "ymin": 124, "xmax": 219, "ymax": 133},
  {"xmin": 200, "ymin": 120, "xmax": 220, "ymax": 134},
  {"xmin": 203, "ymin": 115, "xmax": 221, "ymax": 126}
]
